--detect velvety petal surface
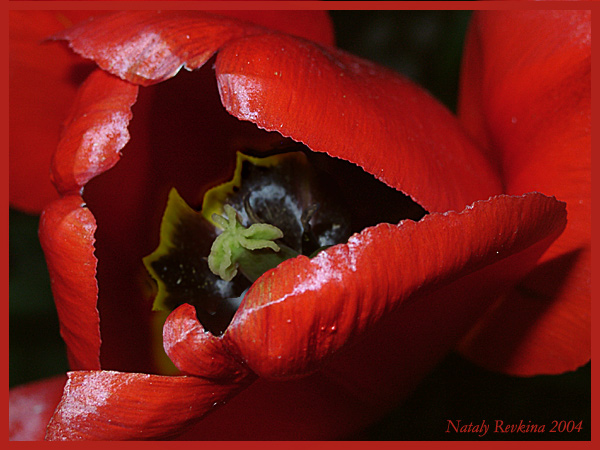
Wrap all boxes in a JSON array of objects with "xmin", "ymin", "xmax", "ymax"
[
  {"xmin": 163, "ymin": 304, "xmax": 250, "ymax": 380},
  {"xmin": 45, "ymin": 370, "xmax": 253, "ymax": 440},
  {"xmin": 53, "ymin": 10, "xmax": 502, "ymax": 214},
  {"xmin": 458, "ymin": 9, "xmax": 591, "ymax": 375},
  {"xmin": 38, "ymin": 195, "xmax": 101, "ymax": 370},
  {"xmin": 9, "ymin": 11, "xmax": 102, "ymax": 213},
  {"xmin": 9, "ymin": 376, "xmax": 67, "ymax": 441}
]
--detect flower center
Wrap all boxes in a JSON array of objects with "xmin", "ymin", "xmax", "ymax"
[
  {"xmin": 143, "ymin": 150, "xmax": 352, "ymax": 335},
  {"xmin": 143, "ymin": 147, "xmax": 429, "ymax": 336}
]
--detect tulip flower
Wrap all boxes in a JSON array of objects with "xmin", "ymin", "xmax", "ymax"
[{"xmin": 8, "ymin": 9, "xmax": 589, "ymax": 441}]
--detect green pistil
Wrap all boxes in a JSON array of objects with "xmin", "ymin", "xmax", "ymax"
[{"xmin": 208, "ymin": 205, "xmax": 299, "ymax": 282}]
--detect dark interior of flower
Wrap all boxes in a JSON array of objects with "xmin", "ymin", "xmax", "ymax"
[{"xmin": 144, "ymin": 145, "xmax": 428, "ymax": 336}]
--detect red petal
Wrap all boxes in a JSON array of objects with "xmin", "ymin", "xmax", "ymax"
[
  {"xmin": 178, "ymin": 375, "xmax": 383, "ymax": 440},
  {"xmin": 212, "ymin": 10, "xmax": 334, "ymax": 46},
  {"xmin": 9, "ymin": 376, "xmax": 67, "ymax": 441},
  {"xmin": 188, "ymin": 193, "xmax": 565, "ymax": 380},
  {"xmin": 38, "ymin": 195, "xmax": 101, "ymax": 370},
  {"xmin": 214, "ymin": 33, "xmax": 500, "ymax": 212},
  {"xmin": 53, "ymin": 11, "xmax": 324, "ymax": 87},
  {"xmin": 47, "ymin": 68, "xmax": 155, "ymax": 373},
  {"xmin": 45, "ymin": 370, "xmax": 253, "ymax": 440},
  {"xmin": 54, "ymin": 10, "xmax": 502, "ymax": 213},
  {"xmin": 214, "ymin": 32, "xmax": 502, "ymax": 213},
  {"xmin": 458, "ymin": 10, "xmax": 590, "ymax": 375},
  {"xmin": 163, "ymin": 304, "xmax": 251, "ymax": 380},
  {"xmin": 9, "ymin": 11, "xmax": 98, "ymax": 213},
  {"xmin": 51, "ymin": 69, "xmax": 138, "ymax": 195}
]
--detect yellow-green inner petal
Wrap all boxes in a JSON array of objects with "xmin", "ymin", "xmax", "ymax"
[{"xmin": 143, "ymin": 188, "xmax": 206, "ymax": 312}]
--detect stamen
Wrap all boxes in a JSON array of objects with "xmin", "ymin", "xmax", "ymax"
[{"xmin": 208, "ymin": 205, "xmax": 298, "ymax": 282}]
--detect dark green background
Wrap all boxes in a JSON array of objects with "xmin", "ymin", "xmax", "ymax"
[{"xmin": 9, "ymin": 10, "xmax": 590, "ymax": 440}]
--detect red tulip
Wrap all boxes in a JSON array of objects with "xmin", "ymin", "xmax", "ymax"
[{"xmin": 8, "ymin": 9, "xmax": 589, "ymax": 441}]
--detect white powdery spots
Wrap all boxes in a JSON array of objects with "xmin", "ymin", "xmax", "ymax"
[
  {"xmin": 345, "ymin": 233, "xmax": 367, "ymax": 273},
  {"xmin": 250, "ymin": 183, "xmax": 302, "ymax": 221},
  {"xmin": 77, "ymin": 111, "xmax": 130, "ymax": 183},
  {"xmin": 99, "ymin": 31, "xmax": 181, "ymax": 80},
  {"xmin": 318, "ymin": 223, "xmax": 343, "ymax": 247},
  {"xmin": 214, "ymin": 278, "xmax": 236, "ymax": 298},
  {"xmin": 166, "ymin": 313, "xmax": 201, "ymax": 350},
  {"xmin": 222, "ymin": 75, "xmax": 264, "ymax": 122},
  {"xmin": 252, "ymin": 183, "xmax": 285, "ymax": 202},
  {"xmin": 294, "ymin": 250, "xmax": 344, "ymax": 294},
  {"xmin": 58, "ymin": 372, "xmax": 119, "ymax": 426}
]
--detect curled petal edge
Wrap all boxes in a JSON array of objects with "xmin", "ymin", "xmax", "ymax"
[
  {"xmin": 51, "ymin": 69, "xmax": 138, "ymax": 196},
  {"xmin": 38, "ymin": 195, "xmax": 101, "ymax": 371}
]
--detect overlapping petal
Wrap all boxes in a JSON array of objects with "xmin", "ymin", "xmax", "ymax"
[
  {"xmin": 215, "ymin": 33, "xmax": 501, "ymax": 213},
  {"xmin": 45, "ymin": 370, "xmax": 253, "ymax": 440},
  {"xmin": 163, "ymin": 304, "xmax": 249, "ymax": 380},
  {"xmin": 458, "ymin": 9, "xmax": 591, "ymax": 375},
  {"xmin": 50, "ymin": 69, "xmax": 138, "ymax": 195},
  {"xmin": 53, "ymin": 11, "xmax": 334, "ymax": 86},
  {"xmin": 53, "ymin": 11, "xmax": 502, "ymax": 213},
  {"xmin": 38, "ymin": 195, "xmax": 100, "ymax": 370}
]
